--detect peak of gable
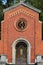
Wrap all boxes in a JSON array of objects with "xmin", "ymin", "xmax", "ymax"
[{"xmin": 3, "ymin": 2, "xmax": 41, "ymax": 13}]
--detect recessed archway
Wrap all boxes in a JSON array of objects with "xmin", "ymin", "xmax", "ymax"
[
  {"xmin": 12, "ymin": 38, "xmax": 31, "ymax": 64},
  {"xmin": 16, "ymin": 41, "xmax": 27, "ymax": 64}
]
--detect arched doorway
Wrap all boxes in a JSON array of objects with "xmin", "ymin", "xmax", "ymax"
[
  {"xmin": 16, "ymin": 41, "xmax": 27, "ymax": 64},
  {"xmin": 12, "ymin": 38, "xmax": 31, "ymax": 64}
]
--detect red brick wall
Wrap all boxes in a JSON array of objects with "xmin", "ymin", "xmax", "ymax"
[{"xmin": 0, "ymin": 5, "xmax": 43, "ymax": 63}]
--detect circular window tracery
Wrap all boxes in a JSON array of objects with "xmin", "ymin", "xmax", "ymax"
[{"xmin": 16, "ymin": 18, "xmax": 27, "ymax": 31}]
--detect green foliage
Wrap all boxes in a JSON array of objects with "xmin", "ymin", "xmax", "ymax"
[
  {"xmin": 6, "ymin": 0, "xmax": 15, "ymax": 7},
  {"xmin": 25, "ymin": 0, "xmax": 32, "ymax": 3},
  {"xmin": 25, "ymin": 0, "xmax": 43, "ymax": 22},
  {"xmin": 0, "ymin": 0, "xmax": 3, "ymax": 22},
  {"xmin": 0, "ymin": 12, "xmax": 3, "ymax": 22},
  {"xmin": 0, "ymin": 0, "xmax": 3, "ymax": 12},
  {"xmin": 40, "ymin": 12, "xmax": 43, "ymax": 22},
  {"xmin": 31, "ymin": 0, "xmax": 43, "ymax": 11}
]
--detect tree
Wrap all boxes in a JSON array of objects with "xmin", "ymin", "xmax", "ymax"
[
  {"xmin": 0, "ymin": 0, "xmax": 3, "ymax": 12},
  {"xmin": 25, "ymin": 0, "xmax": 43, "ymax": 22},
  {"xmin": 6, "ymin": 0, "xmax": 14, "ymax": 7},
  {"xmin": 0, "ymin": 0, "xmax": 4, "ymax": 22}
]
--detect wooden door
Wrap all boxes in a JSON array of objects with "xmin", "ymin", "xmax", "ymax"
[{"xmin": 16, "ymin": 42, "xmax": 27, "ymax": 64}]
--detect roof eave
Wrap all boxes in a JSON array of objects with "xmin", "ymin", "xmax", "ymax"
[{"xmin": 3, "ymin": 2, "xmax": 41, "ymax": 13}]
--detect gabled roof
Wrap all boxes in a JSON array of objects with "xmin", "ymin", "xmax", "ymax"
[{"xmin": 3, "ymin": 2, "xmax": 41, "ymax": 13}]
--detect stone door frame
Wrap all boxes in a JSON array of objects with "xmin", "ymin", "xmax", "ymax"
[{"xmin": 12, "ymin": 38, "xmax": 31, "ymax": 64}]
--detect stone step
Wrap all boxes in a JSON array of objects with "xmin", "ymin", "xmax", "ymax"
[{"xmin": 6, "ymin": 64, "xmax": 35, "ymax": 65}]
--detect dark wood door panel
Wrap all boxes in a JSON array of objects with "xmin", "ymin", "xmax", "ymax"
[{"xmin": 16, "ymin": 44, "xmax": 27, "ymax": 64}]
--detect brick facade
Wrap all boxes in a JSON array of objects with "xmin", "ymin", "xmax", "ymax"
[{"xmin": 0, "ymin": 4, "xmax": 43, "ymax": 63}]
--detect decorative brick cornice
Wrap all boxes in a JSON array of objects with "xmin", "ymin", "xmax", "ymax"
[{"xmin": 8, "ymin": 9, "xmax": 35, "ymax": 18}]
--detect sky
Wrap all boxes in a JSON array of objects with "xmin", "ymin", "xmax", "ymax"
[
  {"xmin": 2, "ymin": 0, "xmax": 16, "ymax": 5},
  {"xmin": 2, "ymin": 0, "xmax": 7, "ymax": 5}
]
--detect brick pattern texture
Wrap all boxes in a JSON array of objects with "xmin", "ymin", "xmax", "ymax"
[{"xmin": 0, "ymin": 5, "xmax": 43, "ymax": 63}]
